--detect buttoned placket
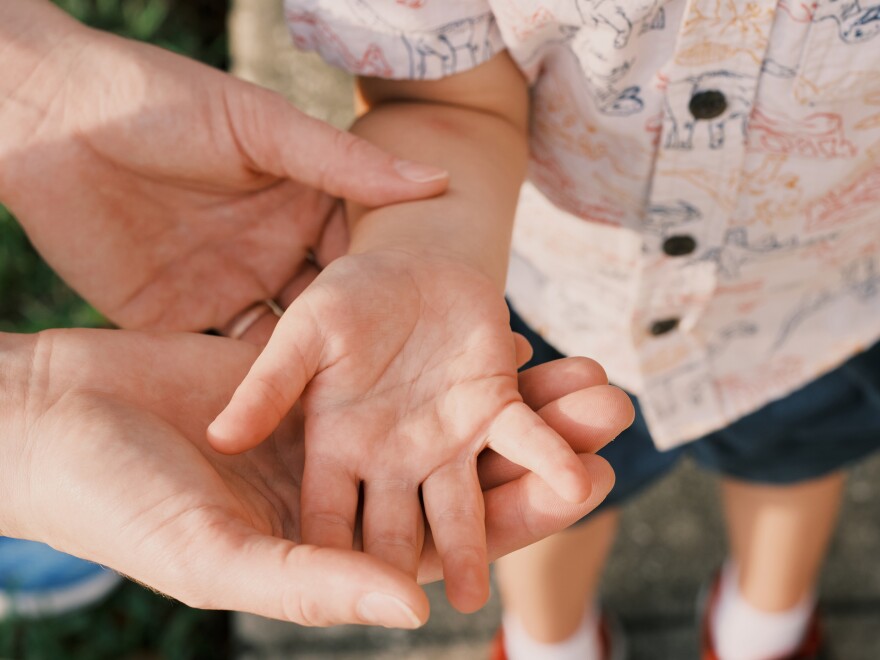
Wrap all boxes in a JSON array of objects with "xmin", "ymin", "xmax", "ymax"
[{"xmin": 634, "ymin": 0, "xmax": 781, "ymax": 448}]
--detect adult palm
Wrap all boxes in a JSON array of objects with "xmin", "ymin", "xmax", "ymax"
[
  {"xmin": 5, "ymin": 329, "xmax": 627, "ymax": 626},
  {"xmin": 0, "ymin": 4, "xmax": 447, "ymax": 331}
]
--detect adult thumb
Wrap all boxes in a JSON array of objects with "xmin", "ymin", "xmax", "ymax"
[
  {"xmin": 228, "ymin": 83, "xmax": 449, "ymax": 206},
  {"xmin": 180, "ymin": 527, "xmax": 430, "ymax": 628}
]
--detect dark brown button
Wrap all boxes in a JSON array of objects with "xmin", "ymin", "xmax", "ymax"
[
  {"xmin": 663, "ymin": 234, "xmax": 697, "ymax": 256},
  {"xmin": 689, "ymin": 90, "xmax": 727, "ymax": 120},
  {"xmin": 650, "ymin": 318, "xmax": 679, "ymax": 336}
]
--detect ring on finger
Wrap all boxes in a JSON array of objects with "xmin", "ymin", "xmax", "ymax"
[{"xmin": 224, "ymin": 299, "xmax": 284, "ymax": 340}]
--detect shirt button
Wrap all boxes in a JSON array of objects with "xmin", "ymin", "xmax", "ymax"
[
  {"xmin": 650, "ymin": 318, "xmax": 680, "ymax": 336},
  {"xmin": 689, "ymin": 90, "xmax": 727, "ymax": 120},
  {"xmin": 662, "ymin": 234, "xmax": 697, "ymax": 256}
]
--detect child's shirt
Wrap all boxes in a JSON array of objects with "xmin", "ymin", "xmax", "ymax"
[{"xmin": 284, "ymin": 0, "xmax": 880, "ymax": 448}]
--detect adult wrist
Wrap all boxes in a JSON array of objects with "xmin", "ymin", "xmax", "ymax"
[
  {"xmin": 0, "ymin": 0, "xmax": 90, "ymax": 198},
  {"xmin": 0, "ymin": 332, "xmax": 40, "ymax": 538}
]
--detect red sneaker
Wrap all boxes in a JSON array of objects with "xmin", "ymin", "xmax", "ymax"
[
  {"xmin": 490, "ymin": 611, "xmax": 627, "ymax": 660},
  {"xmin": 698, "ymin": 573, "xmax": 825, "ymax": 660}
]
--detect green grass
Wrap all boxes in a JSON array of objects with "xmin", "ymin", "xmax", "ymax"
[
  {"xmin": 0, "ymin": 209, "xmax": 105, "ymax": 333},
  {"xmin": 1, "ymin": 2, "xmax": 232, "ymax": 657},
  {"xmin": 0, "ymin": 582, "xmax": 228, "ymax": 660},
  {"xmin": 56, "ymin": 0, "xmax": 230, "ymax": 66}
]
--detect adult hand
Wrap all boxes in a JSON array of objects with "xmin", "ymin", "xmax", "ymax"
[
  {"xmin": 0, "ymin": 0, "xmax": 447, "ymax": 332},
  {"xmin": 0, "ymin": 329, "xmax": 629, "ymax": 626}
]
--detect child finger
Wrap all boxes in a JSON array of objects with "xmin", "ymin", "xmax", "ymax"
[
  {"xmin": 421, "ymin": 463, "xmax": 490, "ymax": 613},
  {"xmin": 477, "ymin": 385, "xmax": 634, "ymax": 490},
  {"xmin": 483, "ymin": 453, "xmax": 614, "ymax": 563},
  {"xmin": 301, "ymin": 457, "xmax": 360, "ymax": 551},
  {"xmin": 207, "ymin": 306, "xmax": 322, "ymax": 454},
  {"xmin": 362, "ymin": 479, "xmax": 424, "ymax": 578},
  {"xmin": 487, "ymin": 401, "xmax": 593, "ymax": 503},
  {"xmin": 418, "ymin": 453, "xmax": 615, "ymax": 585}
]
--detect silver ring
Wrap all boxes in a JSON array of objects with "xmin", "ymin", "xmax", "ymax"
[{"xmin": 225, "ymin": 299, "xmax": 284, "ymax": 340}]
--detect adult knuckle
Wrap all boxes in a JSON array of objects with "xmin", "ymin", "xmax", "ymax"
[
  {"xmin": 321, "ymin": 131, "xmax": 363, "ymax": 187},
  {"xmin": 280, "ymin": 546, "xmax": 330, "ymax": 626},
  {"xmin": 371, "ymin": 531, "xmax": 419, "ymax": 553},
  {"xmin": 369, "ymin": 477, "xmax": 415, "ymax": 494},
  {"xmin": 305, "ymin": 510, "xmax": 355, "ymax": 536},
  {"xmin": 449, "ymin": 543, "xmax": 485, "ymax": 566},
  {"xmin": 435, "ymin": 503, "xmax": 483, "ymax": 524}
]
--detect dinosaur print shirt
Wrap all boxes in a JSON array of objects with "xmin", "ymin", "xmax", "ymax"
[{"xmin": 286, "ymin": 0, "xmax": 880, "ymax": 448}]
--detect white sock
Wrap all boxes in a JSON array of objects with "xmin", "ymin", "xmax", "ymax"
[
  {"xmin": 711, "ymin": 560, "xmax": 816, "ymax": 660},
  {"xmin": 502, "ymin": 605, "xmax": 602, "ymax": 660}
]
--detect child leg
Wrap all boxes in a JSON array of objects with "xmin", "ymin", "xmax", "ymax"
[
  {"xmin": 495, "ymin": 507, "xmax": 620, "ymax": 643},
  {"xmin": 722, "ymin": 472, "xmax": 844, "ymax": 610},
  {"xmin": 710, "ymin": 472, "xmax": 845, "ymax": 659}
]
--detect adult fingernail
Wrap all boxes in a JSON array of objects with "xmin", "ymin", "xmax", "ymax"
[
  {"xmin": 357, "ymin": 593, "xmax": 423, "ymax": 629},
  {"xmin": 393, "ymin": 159, "xmax": 449, "ymax": 183}
]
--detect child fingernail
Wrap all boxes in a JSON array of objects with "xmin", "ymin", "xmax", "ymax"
[
  {"xmin": 394, "ymin": 159, "xmax": 449, "ymax": 183},
  {"xmin": 357, "ymin": 593, "xmax": 423, "ymax": 629}
]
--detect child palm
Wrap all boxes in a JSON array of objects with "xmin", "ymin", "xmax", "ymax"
[{"xmin": 208, "ymin": 250, "xmax": 593, "ymax": 612}]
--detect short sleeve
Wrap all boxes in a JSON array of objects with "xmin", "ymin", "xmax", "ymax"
[{"xmin": 283, "ymin": 0, "xmax": 506, "ymax": 81}]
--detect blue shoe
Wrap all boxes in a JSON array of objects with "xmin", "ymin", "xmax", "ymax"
[{"xmin": 0, "ymin": 538, "xmax": 122, "ymax": 619}]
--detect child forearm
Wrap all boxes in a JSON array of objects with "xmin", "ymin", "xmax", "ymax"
[{"xmin": 346, "ymin": 54, "xmax": 530, "ymax": 291}]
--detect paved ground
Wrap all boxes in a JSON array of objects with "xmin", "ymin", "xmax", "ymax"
[{"xmin": 229, "ymin": 2, "xmax": 880, "ymax": 657}]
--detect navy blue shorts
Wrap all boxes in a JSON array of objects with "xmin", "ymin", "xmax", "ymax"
[{"xmin": 511, "ymin": 306, "xmax": 880, "ymax": 508}]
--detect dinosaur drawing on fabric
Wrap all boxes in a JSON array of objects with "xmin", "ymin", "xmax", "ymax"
[
  {"xmin": 569, "ymin": 32, "xmax": 644, "ymax": 115},
  {"xmin": 748, "ymin": 106, "xmax": 856, "ymax": 159},
  {"xmin": 813, "ymin": 0, "xmax": 880, "ymax": 43},
  {"xmin": 774, "ymin": 255, "xmax": 880, "ymax": 349},
  {"xmin": 402, "ymin": 15, "xmax": 498, "ymax": 78},
  {"xmin": 664, "ymin": 71, "xmax": 753, "ymax": 150},
  {"xmin": 699, "ymin": 227, "xmax": 836, "ymax": 279},
  {"xmin": 575, "ymin": 0, "xmax": 662, "ymax": 48},
  {"xmin": 643, "ymin": 201, "xmax": 702, "ymax": 236},
  {"xmin": 345, "ymin": 0, "xmax": 498, "ymax": 79},
  {"xmin": 286, "ymin": 10, "xmax": 395, "ymax": 77}
]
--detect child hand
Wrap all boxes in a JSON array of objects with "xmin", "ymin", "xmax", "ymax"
[{"xmin": 208, "ymin": 249, "xmax": 594, "ymax": 612}]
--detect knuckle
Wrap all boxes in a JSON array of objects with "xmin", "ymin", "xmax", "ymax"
[
  {"xmin": 445, "ymin": 544, "xmax": 486, "ymax": 568},
  {"xmin": 251, "ymin": 377, "xmax": 292, "ymax": 423},
  {"xmin": 369, "ymin": 531, "xmax": 419, "ymax": 554},
  {"xmin": 368, "ymin": 478, "xmax": 415, "ymax": 494},
  {"xmin": 281, "ymin": 587, "xmax": 312, "ymax": 626},
  {"xmin": 321, "ymin": 131, "xmax": 364, "ymax": 189},
  {"xmin": 280, "ymin": 546, "xmax": 330, "ymax": 627},
  {"xmin": 304, "ymin": 510, "xmax": 355, "ymax": 536},
  {"xmin": 434, "ymin": 503, "xmax": 483, "ymax": 525},
  {"xmin": 333, "ymin": 129, "xmax": 363, "ymax": 159}
]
